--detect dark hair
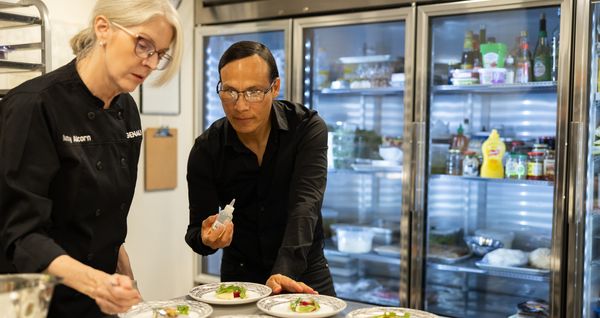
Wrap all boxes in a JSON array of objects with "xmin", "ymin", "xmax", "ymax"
[{"xmin": 218, "ymin": 41, "xmax": 279, "ymax": 82}]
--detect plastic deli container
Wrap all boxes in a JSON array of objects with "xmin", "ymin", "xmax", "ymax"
[
  {"xmin": 478, "ymin": 68, "xmax": 507, "ymax": 84},
  {"xmin": 336, "ymin": 225, "xmax": 374, "ymax": 253}
]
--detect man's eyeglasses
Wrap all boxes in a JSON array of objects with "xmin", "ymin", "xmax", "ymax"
[
  {"xmin": 216, "ymin": 81, "xmax": 275, "ymax": 104},
  {"xmin": 111, "ymin": 21, "xmax": 172, "ymax": 70}
]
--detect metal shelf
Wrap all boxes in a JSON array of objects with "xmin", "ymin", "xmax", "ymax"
[
  {"xmin": 324, "ymin": 247, "xmax": 401, "ymax": 266},
  {"xmin": 317, "ymin": 86, "xmax": 404, "ymax": 95},
  {"xmin": 433, "ymin": 81, "xmax": 556, "ymax": 94},
  {"xmin": 0, "ymin": 60, "xmax": 43, "ymax": 72},
  {"xmin": 428, "ymin": 257, "xmax": 550, "ymax": 282},
  {"xmin": 430, "ymin": 174, "xmax": 554, "ymax": 186},
  {"xmin": 2, "ymin": 42, "xmax": 43, "ymax": 51},
  {"xmin": 0, "ymin": 11, "xmax": 40, "ymax": 28}
]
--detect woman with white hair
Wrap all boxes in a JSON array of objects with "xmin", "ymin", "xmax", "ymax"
[{"xmin": 0, "ymin": 0, "xmax": 182, "ymax": 316}]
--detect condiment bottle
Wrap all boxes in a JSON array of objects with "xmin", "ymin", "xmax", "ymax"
[
  {"xmin": 451, "ymin": 124, "xmax": 469, "ymax": 153},
  {"xmin": 212, "ymin": 199, "xmax": 236, "ymax": 230},
  {"xmin": 480, "ymin": 129, "xmax": 506, "ymax": 178}
]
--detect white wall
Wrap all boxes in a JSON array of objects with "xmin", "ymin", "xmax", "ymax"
[{"xmin": 42, "ymin": 0, "xmax": 196, "ymax": 300}]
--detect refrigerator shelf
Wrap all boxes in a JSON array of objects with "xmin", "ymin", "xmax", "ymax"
[
  {"xmin": 428, "ymin": 257, "xmax": 550, "ymax": 282},
  {"xmin": 324, "ymin": 247, "xmax": 401, "ymax": 266},
  {"xmin": 429, "ymin": 174, "xmax": 554, "ymax": 186},
  {"xmin": 338, "ymin": 54, "xmax": 392, "ymax": 64},
  {"xmin": 317, "ymin": 87, "xmax": 404, "ymax": 95},
  {"xmin": 433, "ymin": 81, "xmax": 556, "ymax": 94},
  {"xmin": 0, "ymin": 60, "xmax": 43, "ymax": 72}
]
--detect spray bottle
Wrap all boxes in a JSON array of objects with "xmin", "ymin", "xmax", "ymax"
[{"xmin": 211, "ymin": 199, "xmax": 236, "ymax": 231}]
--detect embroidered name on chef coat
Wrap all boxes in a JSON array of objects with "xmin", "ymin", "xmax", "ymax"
[
  {"xmin": 63, "ymin": 134, "xmax": 92, "ymax": 143},
  {"xmin": 126, "ymin": 129, "xmax": 142, "ymax": 139}
]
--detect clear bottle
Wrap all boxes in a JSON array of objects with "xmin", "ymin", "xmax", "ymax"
[
  {"xmin": 551, "ymin": 8, "xmax": 560, "ymax": 82},
  {"xmin": 446, "ymin": 149, "xmax": 463, "ymax": 176},
  {"xmin": 516, "ymin": 31, "xmax": 533, "ymax": 83},
  {"xmin": 461, "ymin": 31, "xmax": 475, "ymax": 70},
  {"xmin": 544, "ymin": 149, "xmax": 555, "ymax": 181},
  {"xmin": 212, "ymin": 199, "xmax": 236, "ymax": 231},
  {"xmin": 534, "ymin": 13, "xmax": 552, "ymax": 81}
]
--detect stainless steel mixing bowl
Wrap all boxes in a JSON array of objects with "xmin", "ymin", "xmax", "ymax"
[{"xmin": 0, "ymin": 274, "xmax": 60, "ymax": 318}]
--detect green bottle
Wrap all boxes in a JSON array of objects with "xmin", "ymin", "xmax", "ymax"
[{"xmin": 534, "ymin": 13, "xmax": 552, "ymax": 81}]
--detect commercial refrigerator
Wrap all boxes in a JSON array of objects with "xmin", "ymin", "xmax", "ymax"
[
  {"xmin": 292, "ymin": 8, "xmax": 415, "ymax": 306},
  {"xmin": 193, "ymin": 20, "xmax": 292, "ymax": 282},
  {"xmin": 412, "ymin": 0, "xmax": 572, "ymax": 317},
  {"xmin": 568, "ymin": 1, "xmax": 600, "ymax": 317}
]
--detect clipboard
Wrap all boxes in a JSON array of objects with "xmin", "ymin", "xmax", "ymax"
[{"xmin": 144, "ymin": 127, "xmax": 177, "ymax": 191}]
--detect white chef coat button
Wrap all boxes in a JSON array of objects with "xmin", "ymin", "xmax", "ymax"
[
  {"xmin": 96, "ymin": 161, "xmax": 103, "ymax": 170},
  {"xmin": 87, "ymin": 112, "xmax": 95, "ymax": 120},
  {"xmin": 95, "ymin": 209, "xmax": 101, "ymax": 217}
]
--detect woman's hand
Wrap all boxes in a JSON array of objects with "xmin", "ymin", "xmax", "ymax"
[
  {"xmin": 266, "ymin": 274, "xmax": 317, "ymax": 295},
  {"xmin": 201, "ymin": 214, "xmax": 234, "ymax": 249},
  {"xmin": 92, "ymin": 273, "xmax": 141, "ymax": 315}
]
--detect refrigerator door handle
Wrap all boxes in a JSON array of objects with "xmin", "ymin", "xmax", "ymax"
[
  {"xmin": 570, "ymin": 121, "xmax": 585, "ymax": 226},
  {"xmin": 412, "ymin": 121, "xmax": 427, "ymax": 215}
]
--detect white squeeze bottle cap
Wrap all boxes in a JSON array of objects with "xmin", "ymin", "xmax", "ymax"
[{"xmin": 212, "ymin": 198, "xmax": 236, "ymax": 230}]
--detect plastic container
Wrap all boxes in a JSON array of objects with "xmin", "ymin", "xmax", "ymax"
[
  {"xmin": 478, "ymin": 68, "xmax": 507, "ymax": 84},
  {"xmin": 475, "ymin": 228, "xmax": 515, "ymax": 249},
  {"xmin": 480, "ymin": 42, "xmax": 508, "ymax": 68},
  {"xmin": 336, "ymin": 225, "xmax": 374, "ymax": 253}
]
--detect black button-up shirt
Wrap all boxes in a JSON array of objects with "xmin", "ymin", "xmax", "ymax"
[
  {"xmin": 0, "ymin": 60, "xmax": 142, "ymax": 318},
  {"xmin": 186, "ymin": 100, "xmax": 331, "ymax": 291}
]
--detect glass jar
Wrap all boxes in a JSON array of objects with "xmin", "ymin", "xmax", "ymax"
[
  {"xmin": 527, "ymin": 151, "xmax": 545, "ymax": 180},
  {"xmin": 506, "ymin": 153, "xmax": 528, "ymax": 179},
  {"xmin": 462, "ymin": 151, "xmax": 479, "ymax": 176},
  {"xmin": 544, "ymin": 149, "xmax": 555, "ymax": 181},
  {"xmin": 446, "ymin": 149, "xmax": 463, "ymax": 175}
]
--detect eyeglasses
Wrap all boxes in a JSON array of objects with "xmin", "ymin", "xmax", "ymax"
[
  {"xmin": 111, "ymin": 21, "xmax": 172, "ymax": 70},
  {"xmin": 216, "ymin": 81, "xmax": 275, "ymax": 104}
]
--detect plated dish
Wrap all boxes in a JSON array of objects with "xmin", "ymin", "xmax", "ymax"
[
  {"xmin": 188, "ymin": 282, "xmax": 271, "ymax": 305},
  {"xmin": 118, "ymin": 300, "xmax": 212, "ymax": 318},
  {"xmin": 257, "ymin": 293, "xmax": 346, "ymax": 318},
  {"xmin": 345, "ymin": 307, "xmax": 439, "ymax": 318}
]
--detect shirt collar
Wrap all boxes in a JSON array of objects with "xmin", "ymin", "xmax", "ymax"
[{"xmin": 224, "ymin": 101, "xmax": 289, "ymax": 150}]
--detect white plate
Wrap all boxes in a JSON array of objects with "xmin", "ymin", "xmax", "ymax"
[
  {"xmin": 345, "ymin": 307, "xmax": 439, "ymax": 318},
  {"xmin": 118, "ymin": 300, "xmax": 212, "ymax": 318},
  {"xmin": 257, "ymin": 294, "xmax": 346, "ymax": 318},
  {"xmin": 188, "ymin": 282, "xmax": 272, "ymax": 305}
]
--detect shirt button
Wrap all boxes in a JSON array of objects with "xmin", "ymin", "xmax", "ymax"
[
  {"xmin": 87, "ymin": 253, "xmax": 94, "ymax": 261},
  {"xmin": 95, "ymin": 209, "xmax": 101, "ymax": 217},
  {"xmin": 239, "ymin": 263, "xmax": 244, "ymax": 268},
  {"xmin": 87, "ymin": 112, "xmax": 95, "ymax": 120},
  {"xmin": 117, "ymin": 111, "xmax": 123, "ymax": 120},
  {"xmin": 96, "ymin": 161, "xmax": 103, "ymax": 171},
  {"xmin": 120, "ymin": 157, "xmax": 127, "ymax": 167}
]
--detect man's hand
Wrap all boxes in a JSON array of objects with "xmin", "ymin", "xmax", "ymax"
[
  {"xmin": 266, "ymin": 274, "xmax": 317, "ymax": 295},
  {"xmin": 201, "ymin": 214, "xmax": 234, "ymax": 249}
]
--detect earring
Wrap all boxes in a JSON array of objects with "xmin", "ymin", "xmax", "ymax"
[{"xmin": 99, "ymin": 41, "xmax": 105, "ymax": 47}]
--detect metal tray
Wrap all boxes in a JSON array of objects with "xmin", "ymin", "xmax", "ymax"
[{"xmin": 475, "ymin": 261, "xmax": 550, "ymax": 276}]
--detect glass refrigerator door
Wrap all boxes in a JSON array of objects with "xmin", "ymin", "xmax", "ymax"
[
  {"xmin": 294, "ymin": 9, "xmax": 413, "ymax": 306},
  {"xmin": 194, "ymin": 21, "xmax": 291, "ymax": 281},
  {"xmin": 416, "ymin": 2, "xmax": 565, "ymax": 317}
]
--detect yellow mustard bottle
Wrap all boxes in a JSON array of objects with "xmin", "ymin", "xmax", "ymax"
[{"xmin": 480, "ymin": 129, "xmax": 506, "ymax": 178}]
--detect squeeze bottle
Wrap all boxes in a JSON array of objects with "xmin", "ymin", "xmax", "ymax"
[
  {"xmin": 480, "ymin": 129, "xmax": 506, "ymax": 178},
  {"xmin": 212, "ymin": 199, "xmax": 236, "ymax": 231}
]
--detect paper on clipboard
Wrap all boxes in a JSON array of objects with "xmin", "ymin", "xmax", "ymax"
[{"xmin": 144, "ymin": 127, "xmax": 177, "ymax": 191}]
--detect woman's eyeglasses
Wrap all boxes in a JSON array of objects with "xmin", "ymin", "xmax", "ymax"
[
  {"xmin": 216, "ymin": 81, "xmax": 275, "ymax": 104},
  {"xmin": 111, "ymin": 21, "xmax": 172, "ymax": 70}
]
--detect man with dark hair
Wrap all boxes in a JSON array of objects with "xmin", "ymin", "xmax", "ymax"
[{"xmin": 185, "ymin": 41, "xmax": 335, "ymax": 295}]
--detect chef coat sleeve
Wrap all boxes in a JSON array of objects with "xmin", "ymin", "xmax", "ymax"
[
  {"xmin": 185, "ymin": 136, "xmax": 220, "ymax": 256},
  {"xmin": 270, "ymin": 114, "xmax": 328, "ymax": 280},
  {"xmin": 0, "ymin": 92, "xmax": 66, "ymax": 272}
]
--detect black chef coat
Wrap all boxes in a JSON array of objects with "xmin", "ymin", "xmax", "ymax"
[
  {"xmin": 186, "ymin": 100, "xmax": 335, "ymax": 295},
  {"xmin": 0, "ymin": 59, "xmax": 142, "ymax": 318}
]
